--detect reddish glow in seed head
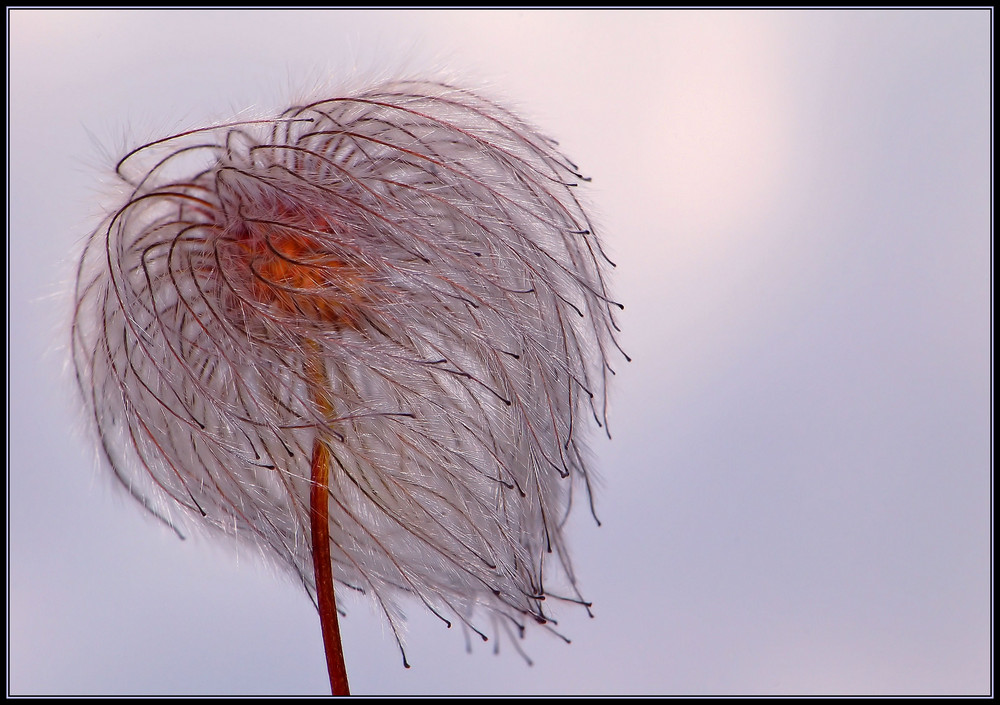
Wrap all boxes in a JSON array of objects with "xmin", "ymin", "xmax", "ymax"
[{"xmin": 71, "ymin": 79, "xmax": 625, "ymax": 693}]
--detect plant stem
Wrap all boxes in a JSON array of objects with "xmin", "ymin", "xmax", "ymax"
[
  {"xmin": 310, "ymin": 438, "xmax": 350, "ymax": 695},
  {"xmin": 307, "ymin": 344, "xmax": 350, "ymax": 696}
]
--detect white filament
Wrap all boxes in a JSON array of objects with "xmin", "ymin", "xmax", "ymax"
[{"xmin": 72, "ymin": 80, "xmax": 624, "ymax": 659}]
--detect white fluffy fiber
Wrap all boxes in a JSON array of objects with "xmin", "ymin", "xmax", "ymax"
[{"xmin": 72, "ymin": 80, "xmax": 624, "ymax": 660}]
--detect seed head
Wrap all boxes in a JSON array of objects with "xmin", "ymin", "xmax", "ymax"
[{"xmin": 71, "ymin": 79, "xmax": 625, "ymax": 666}]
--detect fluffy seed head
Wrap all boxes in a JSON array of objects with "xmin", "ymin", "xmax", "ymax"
[{"xmin": 71, "ymin": 79, "xmax": 624, "ymax": 657}]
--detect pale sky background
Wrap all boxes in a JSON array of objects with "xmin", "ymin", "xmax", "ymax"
[{"xmin": 7, "ymin": 9, "xmax": 991, "ymax": 697}]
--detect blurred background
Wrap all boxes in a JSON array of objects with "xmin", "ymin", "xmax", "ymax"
[{"xmin": 8, "ymin": 9, "xmax": 990, "ymax": 696}]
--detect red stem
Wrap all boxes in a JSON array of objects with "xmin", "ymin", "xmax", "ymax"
[{"xmin": 310, "ymin": 438, "xmax": 351, "ymax": 696}]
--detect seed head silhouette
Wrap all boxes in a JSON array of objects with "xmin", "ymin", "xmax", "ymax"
[{"xmin": 71, "ymin": 79, "xmax": 625, "ymax": 694}]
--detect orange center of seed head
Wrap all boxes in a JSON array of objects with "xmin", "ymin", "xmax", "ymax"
[{"xmin": 233, "ymin": 202, "xmax": 371, "ymax": 330}]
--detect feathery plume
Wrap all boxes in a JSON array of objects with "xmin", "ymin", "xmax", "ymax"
[{"xmin": 71, "ymin": 79, "xmax": 625, "ymax": 693}]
